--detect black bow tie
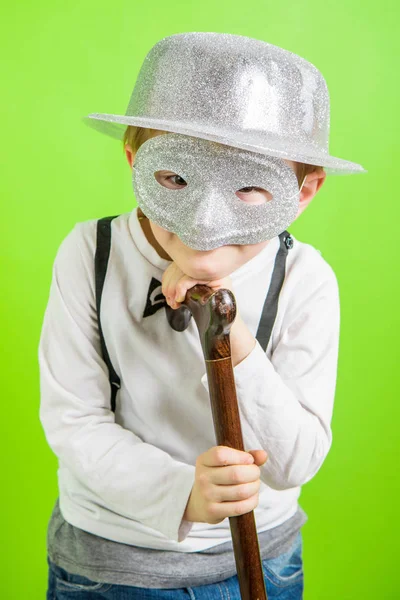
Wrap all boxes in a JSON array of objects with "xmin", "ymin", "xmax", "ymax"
[{"xmin": 143, "ymin": 277, "xmax": 192, "ymax": 331}]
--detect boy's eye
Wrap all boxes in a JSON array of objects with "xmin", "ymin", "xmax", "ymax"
[
  {"xmin": 239, "ymin": 187, "xmax": 256, "ymax": 193},
  {"xmin": 169, "ymin": 175, "xmax": 187, "ymax": 186},
  {"xmin": 154, "ymin": 171, "xmax": 187, "ymax": 189},
  {"xmin": 236, "ymin": 187, "xmax": 273, "ymax": 204}
]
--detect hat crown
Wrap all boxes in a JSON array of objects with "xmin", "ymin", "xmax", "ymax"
[{"xmin": 126, "ymin": 32, "xmax": 330, "ymax": 157}]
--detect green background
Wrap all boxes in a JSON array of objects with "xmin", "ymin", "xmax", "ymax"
[{"xmin": 1, "ymin": 1, "xmax": 398, "ymax": 598}]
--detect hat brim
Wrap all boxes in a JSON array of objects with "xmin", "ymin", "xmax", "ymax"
[{"xmin": 82, "ymin": 113, "xmax": 367, "ymax": 176}]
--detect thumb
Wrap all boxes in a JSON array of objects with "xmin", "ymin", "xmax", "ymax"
[{"xmin": 247, "ymin": 449, "xmax": 268, "ymax": 465}]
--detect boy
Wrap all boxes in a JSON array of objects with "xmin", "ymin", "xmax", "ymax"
[{"xmin": 40, "ymin": 32, "xmax": 366, "ymax": 599}]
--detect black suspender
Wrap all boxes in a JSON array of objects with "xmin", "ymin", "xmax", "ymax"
[
  {"xmin": 94, "ymin": 216, "xmax": 121, "ymax": 413},
  {"xmin": 94, "ymin": 215, "xmax": 293, "ymax": 412},
  {"xmin": 256, "ymin": 230, "xmax": 293, "ymax": 350}
]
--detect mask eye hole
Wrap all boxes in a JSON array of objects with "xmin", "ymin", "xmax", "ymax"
[
  {"xmin": 154, "ymin": 171, "xmax": 187, "ymax": 189},
  {"xmin": 236, "ymin": 187, "xmax": 273, "ymax": 204}
]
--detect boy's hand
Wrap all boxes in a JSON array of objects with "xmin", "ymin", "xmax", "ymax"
[
  {"xmin": 161, "ymin": 262, "xmax": 234, "ymax": 310},
  {"xmin": 183, "ymin": 446, "xmax": 268, "ymax": 524}
]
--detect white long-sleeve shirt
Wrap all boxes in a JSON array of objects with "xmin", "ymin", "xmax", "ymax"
[{"xmin": 39, "ymin": 207, "xmax": 340, "ymax": 553}]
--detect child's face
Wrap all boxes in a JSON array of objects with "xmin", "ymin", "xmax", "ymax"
[{"xmin": 126, "ymin": 134, "xmax": 325, "ymax": 281}]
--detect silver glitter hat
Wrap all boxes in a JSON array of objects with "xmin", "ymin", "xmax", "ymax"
[{"xmin": 82, "ymin": 32, "xmax": 366, "ymax": 176}]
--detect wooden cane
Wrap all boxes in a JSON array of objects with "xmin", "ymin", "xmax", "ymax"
[{"xmin": 182, "ymin": 284, "xmax": 268, "ymax": 600}]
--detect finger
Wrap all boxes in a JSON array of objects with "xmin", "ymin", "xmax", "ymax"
[
  {"xmin": 208, "ymin": 464, "xmax": 261, "ymax": 485},
  {"xmin": 208, "ymin": 277, "xmax": 233, "ymax": 292},
  {"xmin": 208, "ymin": 280, "xmax": 225, "ymax": 288},
  {"xmin": 215, "ymin": 480, "xmax": 261, "ymax": 503},
  {"xmin": 202, "ymin": 446, "xmax": 254, "ymax": 468},
  {"xmin": 175, "ymin": 278, "xmax": 198, "ymax": 303},
  {"xmin": 208, "ymin": 495, "xmax": 259, "ymax": 520},
  {"xmin": 161, "ymin": 268, "xmax": 174, "ymax": 299},
  {"xmin": 247, "ymin": 449, "xmax": 268, "ymax": 465},
  {"xmin": 162, "ymin": 267, "xmax": 183, "ymax": 302}
]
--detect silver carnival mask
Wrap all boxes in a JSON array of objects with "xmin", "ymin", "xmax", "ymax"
[{"xmin": 132, "ymin": 133, "xmax": 301, "ymax": 251}]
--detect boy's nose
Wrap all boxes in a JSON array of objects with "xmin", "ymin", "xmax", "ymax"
[{"xmin": 189, "ymin": 193, "xmax": 229, "ymax": 230}]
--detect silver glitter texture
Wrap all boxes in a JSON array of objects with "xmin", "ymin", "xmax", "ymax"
[
  {"xmin": 82, "ymin": 32, "xmax": 366, "ymax": 176},
  {"xmin": 132, "ymin": 133, "xmax": 300, "ymax": 250}
]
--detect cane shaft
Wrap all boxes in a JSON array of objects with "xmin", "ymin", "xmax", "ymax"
[
  {"xmin": 183, "ymin": 285, "xmax": 268, "ymax": 600},
  {"xmin": 206, "ymin": 358, "xmax": 268, "ymax": 600}
]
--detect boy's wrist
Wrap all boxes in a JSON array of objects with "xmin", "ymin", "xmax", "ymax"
[
  {"xmin": 183, "ymin": 487, "xmax": 200, "ymax": 523},
  {"xmin": 229, "ymin": 313, "xmax": 257, "ymax": 368}
]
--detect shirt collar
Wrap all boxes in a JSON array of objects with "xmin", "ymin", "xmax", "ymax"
[{"xmin": 128, "ymin": 207, "xmax": 172, "ymax": 271}]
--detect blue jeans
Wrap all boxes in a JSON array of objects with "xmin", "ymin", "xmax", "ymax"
[{"xmin": 47, "ymin": 531, "xmax": 304, "ymax": 599}]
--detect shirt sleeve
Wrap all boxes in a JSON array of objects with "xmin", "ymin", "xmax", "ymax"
[
  {"xmin": 200, "ymin": 268, "xmax": 340, "ymax": 491},
  {"xmin": 38, "ymin": 222, "xmax": 195, "ymax": 543}
]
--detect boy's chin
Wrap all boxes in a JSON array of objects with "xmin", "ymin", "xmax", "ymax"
[
  {"xmin": 180, "ymin": 260, "xmax": 233, "ymax": 283},
  {"xmin": 172, "ymin": 240, "xmax": 238, "ymax": 280}
]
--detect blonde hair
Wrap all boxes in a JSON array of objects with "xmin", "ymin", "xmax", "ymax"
[{"xmin": 122, "ymin": 126, "xmax": 324, "ymax": 187}]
